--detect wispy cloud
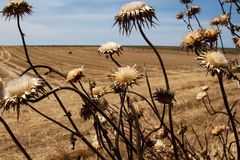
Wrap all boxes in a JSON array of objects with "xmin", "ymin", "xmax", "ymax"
[{"xmin": 0, "ymin": 0, "xmax": 238, "ymax": 47}]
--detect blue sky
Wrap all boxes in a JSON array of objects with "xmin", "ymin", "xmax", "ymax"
[{"xmin": 0, "ymin": 0, "xmax": 239, "ymax": 47}]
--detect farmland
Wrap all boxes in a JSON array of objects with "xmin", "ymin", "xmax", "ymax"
[{"xmin": 0, "ymin": 46, "xmax": 239, "ymax": 159}]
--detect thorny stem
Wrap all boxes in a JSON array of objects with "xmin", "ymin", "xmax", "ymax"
[
  {"xmin": 218, "ymin": 74, "xmax": 240, "ymax": 159},
  {"xmin": 0, "ymin": 116, "xmax": 32, "ymax": 160},
  {"xmin": 137, "ymin": 21, "xmax": 170, "ymax": 90}
]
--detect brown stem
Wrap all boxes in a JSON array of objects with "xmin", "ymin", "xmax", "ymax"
[
  {"xmin": 0, "ymin": 116, "xmax": 32, "ymax": 160},
  {"xmin": 110, "ymin": 54, "xmax": 121, "ymax": 67},
  {"xmin": 137, "ymin": 21, "xmax": 170, "ymax": 90},
  {"xmin": 218, "ymin": 74, "xmax": 240, "ymax": 159},
  {"xmin": 168, "ymin": 104, "xmax": 179, "ymax": 160},
  {"xmin": 17, "ymin": 15, "xmax": 38, "ymax": 76}
]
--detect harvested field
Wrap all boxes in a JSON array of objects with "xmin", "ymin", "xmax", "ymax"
[{"xmin": 0, "ymin": 46, "xmax": 239, "ymax": 159}]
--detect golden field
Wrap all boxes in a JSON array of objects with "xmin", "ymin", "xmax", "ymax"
[{"xmin": 0, "ymin": 46, "xmax": 239, "ymax": 159}]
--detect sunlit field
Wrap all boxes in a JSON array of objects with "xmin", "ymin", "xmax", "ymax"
[{"xmin": 0, "ymin": 46, "xmax": 239, "ymax": 159}]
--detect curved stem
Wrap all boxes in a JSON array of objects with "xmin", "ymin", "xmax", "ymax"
[
  {"xmin": 27, "ymin": 103, "xmax": 106, "ymax": 160},
  {"xmin": 137, "ymin": 21, "xmax": 170, "ymax": 90},
  {"xmin": 29, "ymin": 86, "xmax": 137, "ymax": 153},
  {"xmin": 17, "ymin": 15, "xmax": 38, "ymax": 76},
  {"xmin": 218, "ymin": 74, "xmax": 240, "ymax": 159},
  {"xmin": 110, "ymin": 54, "xmax": 121, "ymax": 67},
  {"xmin": 0, "ymin": 116, "xmax": 32, "ymax": 160}
]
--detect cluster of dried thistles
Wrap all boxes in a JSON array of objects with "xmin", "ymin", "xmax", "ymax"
[
  {"xmin": 210, "ymin": 14, "xmax": 229, "ymax": 26},
  {"xmin": 181, "ymin": 28, "xmax": 220, "ymax": 49}
]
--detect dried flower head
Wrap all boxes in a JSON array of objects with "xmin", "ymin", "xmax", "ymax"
[
  {"xmin": 180, "ymin": 0, "xmax": 192, "ymax": 4},
  {"xmin": 233, "ymin": 38, "xmax": 240, "ymax": 48},
  {"xmin": 98, "ymin": 42, "xmax": 123, "ymax": 58},
  {"xmin": 203, "ymin": 28, "xmax": 220, "ymax": 42},
  {"xmin": 154, "ymin": 139, "xmax": 166, "ymax": 152},
  {"xmin": 202, "ymin": 85, "xmax": 209, "ymax": 91},
  {"xmin": 210, "ymin": 17, "xmax": 221, "ymax": 25},
  {"xmin": 197, "ymin": 51, "xmax": 229, "ymax": 76},
  {"xmin": 2, "ymin": 0, "xmax": 32, "ymax": 19},
  {"xmin": 211, "ymin": 125, "xmax": 228, "ymax": 136},
  {"xmin": 186, "ymin": 6, "xmax": 201, "ymax": 17},
  {"xmin": 177, "ymin": 124, "xmax": 188, "ymax": 134},
  {"xmin": 176, "ymin": 11, "xmax": 184, "ymax": 20},
  {"xmin": 66, "ymin": 66, "xmax": 85, "ymax": 83},
  {"xmin": 1, "ymin": 75, "xmax": 45, "ymax": 113},
  {"xmin": 153, "ymin": 88, "xmax": 175, "ymax": 104},
  {"xmin": 80, "ymin": 100, "xmax": 94, "ymax": 120},
  {"xmin": 114, "ymin": 1, "xmax": 157, "ymax": 35},
  {"xmin": 181, "ymin": 30, "xmax": 203, "ymax": 49},
  {"xmin": 92, "ymin": 86, "xmax": 106, "ymax": 99},
  {"xmin": 108, "ymin": 65, "xmax": 143, "ymax": 88},
  {"xmin": 219, "ymin": 13, "xmax": 229, "ymax": 25},
  {"xmin": 196, "ymin": 91, "xmax": 207, "ymax": 100}
]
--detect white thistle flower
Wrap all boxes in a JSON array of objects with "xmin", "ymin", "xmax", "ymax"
[
  {"xmin": 66, "ymin": 66, "xmax": 85, "ymax": 83},
  {"xmin": 196, "ymin": 51, "xmax": 232, "ymax": 77},
  {"xmin": 98, "ymin": 42, "xmax": 123, "ymax": 57},
  {"xmin": 108, "ymin": 65, "xmax": 143, "ymax": 88},
  {"xmin": 114, "ymin": 1, "xmax": 157, "ymax": 35},
  {"xmin": 1, "ymin": 75, "xmax": 45, "ymax": 112}
]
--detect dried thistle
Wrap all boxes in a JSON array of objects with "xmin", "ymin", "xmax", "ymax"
[
  {"xmin": 211, "ymin": 125, "xmax": 228, "ymax": 136},
  {"xmin": 66, "ymin": 66, "xmax": 85, "ymax": 83},
  {"xmin": 233, "ymin": 37, "xmax": 240, "ymax": 48},
  {"xmin": 108, "ymin": 65, "xmax": 143, "ymax": 88},
  {"xmin": 153, "ymin": 88, "xmax": 175, "ymax": 104},
  {"xmin": 203, "ymin": 28, "xmax": 220, "ymax": 42},
  {"xmin": 196, "ymin": 91, "xmax": 207, "ymax": 100},
  {"xmin": 219, "ymin": 13, "xmax": 229, "ymax": 25},
  {"xmin": 186, "ymin": 6, "xmax": 201, "ymax": 17},
  {"xmin": 180, "ymin": 0, "xmax": 192, "ymax": 4},
  {"xmin": 201, "ymin": 85, "xmax": 209, "ymax": 91},
  {"xmin": 98, "ymin": 42, "xmax": 123, "ymax": 58},
  {"xmin": 210, "ymin": 17, "xmax": 221, "ymax": 26},
  {"xmin": 1, "ymin": 75, "xmax": 45, "ymax": 113},
  {"xmin": 181, "ymin": 30, "xmax": 203, "ymax": 49},
  {"xmin": 2, "ymin": 0, "xmax": 32, "ymax": 20},
  {"xmin": 197, "ymin": 50, "xmax": 229, "ymax": 76},
  {"xmin": 114, "ymin": 1, "xmax": 157, "ymax": 35},
  {"xmin": 92, "ymin": 86, "xmax": 106, "ymax": 99},
  {"xmin": 176, "ymin": 11, "xmax": 184, "ymax": 20}
]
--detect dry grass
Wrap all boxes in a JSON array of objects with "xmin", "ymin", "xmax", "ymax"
[{"xmin": 0, "ymin": 46, "xmax": 239, "ymax": 159}]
